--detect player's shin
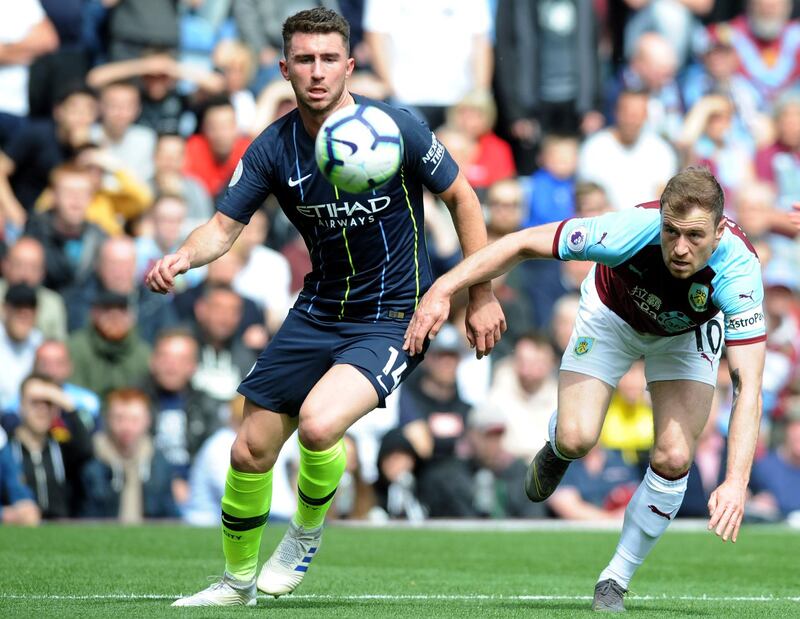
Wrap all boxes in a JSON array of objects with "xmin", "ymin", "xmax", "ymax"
[
  {"xmin": 221, "ymin": 467, "xmax": 273, "ymax": 582},
  {"xmin": 598, "ymin": 465, "xmax": 687, "ymax": 589},
  {"xmin": 295, "ymin": 438, "xmax": 347, "ymax": 529}
]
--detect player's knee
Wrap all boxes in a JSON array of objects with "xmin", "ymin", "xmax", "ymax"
[
  {"xmin": 230, "ymin": 433, "xmax": 277, "ymax": 473},
  {"xmin": 650, "ymin": 447, "xmax": 691, "ymax": 479},
  {"xmin": 555, "ymin": 421, "xmax": 597, "ymax": 458},
  {"xmin": 298, "ymin": 416, "xmax": 340, "ymax": 451}
]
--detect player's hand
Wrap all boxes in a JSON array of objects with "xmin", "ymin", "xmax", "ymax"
[
  {"xmin": 145, "ymin": 251, "xmax": 191, "ymax": 294},
  {"xmin": 403, "ymin": 282, "xmax": 451, "ymax": 355},
  {"xmin": 464, "ymin": 283, "xmax": 506, "ymax": 359},
  {"xmin": 707, "ymin": 478, "xmax": 747, "ymax": 542}
]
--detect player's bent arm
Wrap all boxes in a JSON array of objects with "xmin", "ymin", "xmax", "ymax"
[
  {"xmin": 402, "ymin": 420, "xmax": 434, "ymax": 460},
  {"xmin": 146, "ymin": 212, "xmax": 245, "ymax": 293},
  {"xmin": 707, "ymin": 340, "xmax": 765, "ymax": 542}
]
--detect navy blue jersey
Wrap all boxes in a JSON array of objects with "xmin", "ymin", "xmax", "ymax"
[{"xmin": 217, "ymin": 95, "xmax": 460, "ymax": 322}]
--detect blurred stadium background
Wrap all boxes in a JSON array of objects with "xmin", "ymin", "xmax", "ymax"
[{"xmin": 0, "ymin": 0, "xmax": 799, "ymax": 613}]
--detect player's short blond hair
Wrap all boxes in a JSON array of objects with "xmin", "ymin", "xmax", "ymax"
[{"xmin": 660, "ymin": 166, "xmax": 724, "ymax": 225}]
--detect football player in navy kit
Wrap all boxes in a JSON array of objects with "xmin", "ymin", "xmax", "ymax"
[
  {"xmin": 405, "ymin": 167, "xmax": 766, "ymax": 612},
  {"xmin": 146, "ymin": 7, "xmax": 505, "ymax": 608}
]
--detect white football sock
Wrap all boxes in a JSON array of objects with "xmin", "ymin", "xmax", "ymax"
[
  {"xmin": 598, "ymin": 465, "xmax": 687, "ymax": 589},
  {"xmin": 548, "ymin": 411, "xmax": 577, "ymax": 461}
]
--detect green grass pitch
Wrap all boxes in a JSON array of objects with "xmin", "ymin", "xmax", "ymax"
[{"xmin": 1, "ymin": 523, "xmax": 798, "ymax": 617}]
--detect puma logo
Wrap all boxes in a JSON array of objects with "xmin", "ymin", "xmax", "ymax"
[
  {"xmin": 700, "ymin": 352, "xmax": 714, "ymax": 369},
  {"xmin": 648, "ymin": 504, "xmax": 674, "ymax": 520},
  {"xmin": 738, "ymin": 290, "xmax": 754, "ymax": 302},
  {"xmin": 593, "ymin": 232, "xmax": 608, "ymax": 248}
]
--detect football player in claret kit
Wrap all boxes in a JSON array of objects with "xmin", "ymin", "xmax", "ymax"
[
  {"xmin": 146, "ymin": 7, "xmax": 504, "ymax": 607},
  {"xmin": 405, "ymin": 167, "xmax": 765, "ymax": 612}
]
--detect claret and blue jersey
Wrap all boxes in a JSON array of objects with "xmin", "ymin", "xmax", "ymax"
[
  {"xmin": 217, "ymin": 95, "xmax": 459, "ymax": 323},
  {"xmin": 553, "ymin": 202, "xmax": 766, "ymax": 346}
]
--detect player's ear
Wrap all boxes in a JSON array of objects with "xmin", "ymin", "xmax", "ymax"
[
  {"xmin": 345, "ymin": 57, "xmax": 355, "ymax": 79},
  {"xmin": 279, "ymin": 59, "xmax": 290, "ymax": 81},
  {"xmin": 715, "ymin": 217, "xmax": 726, "ymax": 241}
]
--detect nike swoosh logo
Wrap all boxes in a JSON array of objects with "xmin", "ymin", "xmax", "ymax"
[{"xmin": 288, "ymin": 173, "xmax": 311, "ymax": 187}]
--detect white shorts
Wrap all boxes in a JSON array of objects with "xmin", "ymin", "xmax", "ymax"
[{"xmin": 560, "ymin": 274, "xmax": 722, "ymax": 387}]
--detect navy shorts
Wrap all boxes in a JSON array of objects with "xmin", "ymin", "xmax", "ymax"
[{"xmin": 238, "ymin": 309, "xmax": 426, "ymax": 417}]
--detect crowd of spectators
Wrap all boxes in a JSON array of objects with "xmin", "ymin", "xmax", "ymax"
[{"xmin": 1, "ymin": 0, "xmax": 799, "ymax": 527}]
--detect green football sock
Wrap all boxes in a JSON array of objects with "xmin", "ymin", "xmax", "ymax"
[
  {"xmin": 294, "ymin": 439, "xmax": 347, "ymax": 529},
  {"xmin": 220, "ymin": 467, "xmax": 272, "ymax": 582}
]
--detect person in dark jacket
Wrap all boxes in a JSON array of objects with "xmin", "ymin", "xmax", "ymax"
[
  {"xmin": 80, "ymin": 388, "xmax": 177, "ymax": 521},
  {"xmin": 10, "ymin": 373, "xmax": 93, "ymax": 518}
]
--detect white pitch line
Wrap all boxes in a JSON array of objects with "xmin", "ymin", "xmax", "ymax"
[{"xmin": 1, "ymin": 593, "xmax": 798, "ymax": 603}]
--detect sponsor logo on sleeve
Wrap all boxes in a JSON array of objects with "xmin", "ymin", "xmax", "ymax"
[
  {"xmin": 725, "ymin": 306, "xmax": 765, "ymax": 332},
  {"xmin": 229, "ymin": 159, "xmax": 244, "ymax": 187},
  {"xmin": 567, "ymin": 226, "xmax": 588, "ymax": 253}
]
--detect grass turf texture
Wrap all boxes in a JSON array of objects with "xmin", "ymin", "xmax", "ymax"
[{"xmin": 0, "ymin": 524, "xmax": 797, "ymax": 617}]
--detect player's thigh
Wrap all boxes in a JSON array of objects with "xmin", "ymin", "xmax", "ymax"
[
  {"xmin": 238, "ymin": 309, "xmax": 335, "ymax": 418},
  {"xmin": 556, "ymin": 370, "xmax": 615, "ymax": 455},
  {"xmin": 298, "ymin": 363, "xmax": 381, "ymax": 449},
  {"xmin": 649, "ymin": 379, "xmax": 714, "ymax": 476},
  {"xmin": 232, "ymin": 399, "xmax": 299, "ymax": 472}
]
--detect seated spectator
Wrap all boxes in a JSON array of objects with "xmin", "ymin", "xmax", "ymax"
[
  {"xmin": 0, "ymin": 236, "xmax": 67, "ymax": 340},
  {"xmin": 550, "ymin": 293, "xmax": 580, "ymax": 356},
  {"xmin": 755, "ymin": 92, "xmax": 800, "ymax": 211},
  {"xmin": 184, "ymin": 98, "xmax": 250, "ymax": 199},
  {"xmin": 67, "ymin": 291, "xmax": 151, "ymax": 399},
  {"xmin": 398, "ymin": 323, "xmax": 476, "ymax": 518},
  {"xmin": 230, "ymin": 208, "xmax": 292, "ymax": 334},
  {"xmin": 139, "ymin": 329, "xmax": 221, "ymax": 501},
  {"xmin": 548, "ymin": 446, "xmax": 640, "ymax": 520},
  {"xmin": 482, "ymin": 332, "xmax": 558, "ymax": 463},
  {"xmin": 443, "ymin": 90, "xmax": 516, "ymax": 191},
  {"xmin": 135, "ymin": 193, "xmax": 204, "ymax": 291},
  {"xmin": 0, "ymin": 428, "xmax": 40, "ymax": 526},
  {"xmin": 63, "ymin": 235, "xmax": 178, "ymax": 343},
  {"xmin": 0, "ymin": 85, "xmax": 97, "ymax": 228},
  {"xmin": 35, "ymin": 145, "xmax": 152, "ymax": 236},
  {"xmin": 466, "ymin": 403, "xmax": 546, "ymax": 518},
  {"xmin": 174, "ymin": 254, "xmax": 266, "ymax": 349},
  {"xmin": 373, "ymin": 428, "xmax": 427, "ymax": 521},
  {"xmin": 250, "ymin": 77, "xmax": 296, "ymax": 138},
  {"xmin": 80, "ymin": 388, "xmax": 177, "ymax": 522},
  {"xmin": 702, "ymin": 0, "xmax": 799, "ymax": 107},
  {"xmin": 0, "ymin": 284, "xmax": 43, "ymax": 409},
  {"xmin": 677, "ymin": 94, "xmax": 755, "ymax": 202},
  {"xmin": 575, "ymin": 181, "xmax": 613, "ymax": 218},
  {"xmin": 682, "ymin": 38, "xmax": 765, "ymax": 147},
  {"xmin": 189, "ymin": 284, "xmax": 258, "ymax": 405},
  {"xmin": 10, "ymin": 374, "xmax": 93, "ymax": 518},
  {"xmin": 749, "ymin": 403, "xmax": 800, "ymax": 519},
  {"xmin": 1, "ymin": 340, "xmax": 101, "ymax": 432},
  {"xmin": 24, "ymin": 163, "xmax": 107, "ymax": 293},
  {"xmin": 578, "ymin": 89, "xmax": 678, "ymax": 211},
  {"xmin": 0, "ymin": 0, "xmax": 59, "ymax": 147},
  {"xmin": 523, "ymin": 134, "xmax": 579, "ymax": 228},
  {"xmin": 89, "ymin": 81, "xmax": 157, "ymax": 185},
  {"xmin": 609, "ymin": 32, "xmax": 683, "ymax": 141},
  {"xmin": 86, "ymin": 52, "xmax": 226, "ymax": 135},
  {"xmin": 151, "ymin": 133, "xmax": 214, "ymax": 234},
  {"xmin": 212, "ymin": 40, "xmax": 257, "ymax": 133},
  {"xmin": 599, "ymin": 362, "xmax": 654, "ymax": 467}
]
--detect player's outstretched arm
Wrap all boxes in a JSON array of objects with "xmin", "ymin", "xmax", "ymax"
[
  {"xmin": 707, "ymin": 341, "xmax": 765, "ymax": 543},
  {"xmin": 437, "ymin": 172, "xmax": 507, "ymax": 358},
  {"xmin": 145, "ymin": 211, "xmax": 245, "ymax": 294},
  {"xmin": 403, "ymin": 221, "xmax": 560, "ymax": 355}
]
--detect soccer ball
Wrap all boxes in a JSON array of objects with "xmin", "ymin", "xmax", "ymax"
[{"xmin": 315, "ymin": 104, "xmax": 403, "ymax": 194}]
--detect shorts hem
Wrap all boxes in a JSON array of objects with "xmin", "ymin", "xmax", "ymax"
[
  {"xmin": 335, "ymin": 361, "xmax": 387, "ymax": 408},
  {"xmin": 237, "ymin": 384, "xmax": 298, "ymax": 417},
  {"xmin": 559, "ymin": 361, "xmax": 619, "ymax": 388}
]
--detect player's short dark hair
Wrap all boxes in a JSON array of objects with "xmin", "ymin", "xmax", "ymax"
[
  {"xmin": 660, "ymin": 166, "xmax": 725, "ymax": 225},
  {"xmin": 282, "ymin": 8, "xmax": 350, "ymax": 56}
]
